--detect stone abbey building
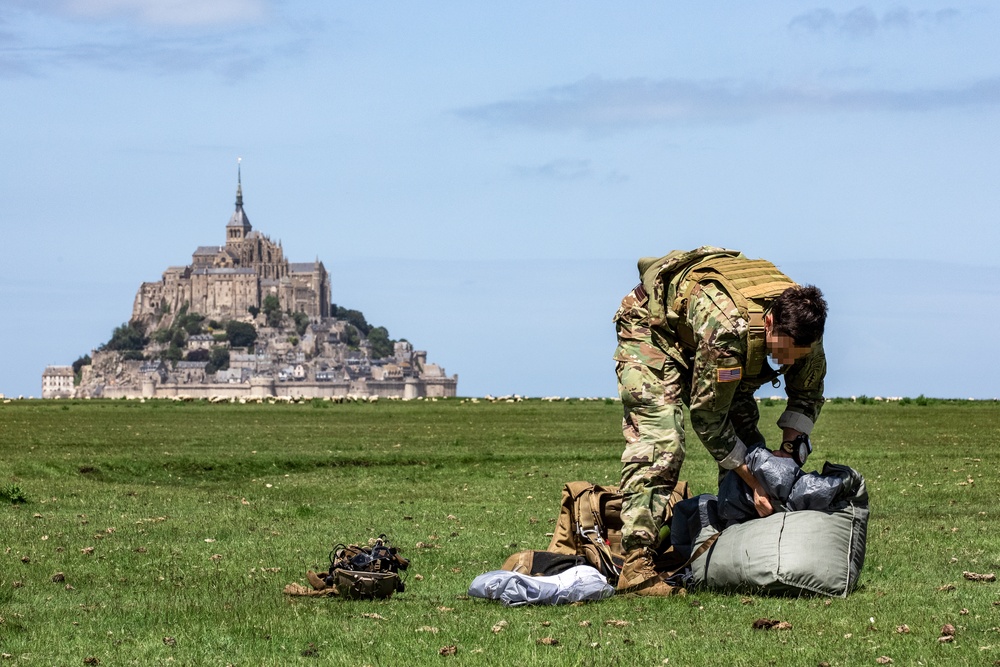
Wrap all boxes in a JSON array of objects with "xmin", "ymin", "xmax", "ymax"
[
  {"xmin": 131, "ymin": 172, "xmax": 331, "ymax": 326},
  {"xmin": 50, "ymin": 169, "xmax": 457, "ymax": 400}
]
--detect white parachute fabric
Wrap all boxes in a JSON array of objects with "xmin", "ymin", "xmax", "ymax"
[{"xmin": 468, "ymin": 565, "xmax": 615, "ymax": 606}]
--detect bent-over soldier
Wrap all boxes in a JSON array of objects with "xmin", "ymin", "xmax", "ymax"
[{"xmin": 613, "ymin": 247, "xmax": 828, "ymax": 596}]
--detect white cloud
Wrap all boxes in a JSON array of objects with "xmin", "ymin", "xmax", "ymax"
[
  {"xmin": 514, "ymin": 159, "xmax": 593, "ymax": 181},
  {"xmin": 60, "ymin": 0, "xmax": 267, "ymax": 27},
  {"xmin": 789, "ymin": 6, "xmax": 962, "ymax": 37},
  {"xmin": 0, "ymin": 0, "xmax": 313, "ymax": 80},
  {"xmin": 457, "ymin": 75, "xmax": 1000, "ymax": 133}
]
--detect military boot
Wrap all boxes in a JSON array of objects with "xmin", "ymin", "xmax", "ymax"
[{"xmin": 616, "ymin": 548, "xmax": 685, "ymax": 597}]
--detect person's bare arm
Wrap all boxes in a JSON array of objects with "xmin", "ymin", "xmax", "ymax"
[{"xmin": 735, "ymin": 463, "xmax": 773, "ymax": 517}]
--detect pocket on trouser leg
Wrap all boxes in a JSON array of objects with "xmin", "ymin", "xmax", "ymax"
[
  {"xmin": 620, "ymin": 402, "xmax": 686, "ymax": 466},
  {"xmin": 618, "ymin": 361, "xmax": 664, "ymax": 410},
  {"xmin": 619, "ymin": 479, "xmax": 657, "ymax": 551}
]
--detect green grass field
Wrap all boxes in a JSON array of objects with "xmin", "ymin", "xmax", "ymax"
[{"xmin": 1, "ymin": 398, "xmax": 999, "ymax": 666}]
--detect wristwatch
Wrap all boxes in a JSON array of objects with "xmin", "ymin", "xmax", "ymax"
[{"xmin": 780, "ymin": 434, "xmax": 812, "ymax": 467}]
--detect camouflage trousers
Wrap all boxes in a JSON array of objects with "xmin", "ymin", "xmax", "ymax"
[{"xmin": 617, "ymin": 358, "xmax": 690, "ymax": 553}]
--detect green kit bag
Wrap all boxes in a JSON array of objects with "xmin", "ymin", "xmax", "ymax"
[{"xmin": 691, "ymin": 476, "xmax": 868, "ymax": 597}]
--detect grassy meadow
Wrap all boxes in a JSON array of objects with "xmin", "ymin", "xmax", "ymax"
[{"xmin": 1, "ymin": 397, "xmax": 999, "ymax": 666}]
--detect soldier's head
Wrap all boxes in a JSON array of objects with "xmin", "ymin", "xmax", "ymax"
[{"xmin": 765, "ymin": 285, "xmax": 827, "ymax": 365}]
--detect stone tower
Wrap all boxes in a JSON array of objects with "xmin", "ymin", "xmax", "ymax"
[{"xmin": 226, "ymin": 161, "xmax": 252, "ymax": 245}]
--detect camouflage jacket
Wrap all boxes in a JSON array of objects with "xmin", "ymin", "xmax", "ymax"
[{"xmin": 613, "ymin": 279, "xmax": 826, "ymax": 463}]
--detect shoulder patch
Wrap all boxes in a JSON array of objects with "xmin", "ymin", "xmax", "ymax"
[{"xmin": 717, "ymin": 367, "xmax": 742, "ymax": 383}]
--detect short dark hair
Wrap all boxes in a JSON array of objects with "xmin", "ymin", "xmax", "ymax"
[{"xmin": 771, "ymin": 285, "xmax": 827, "ymax": 346}]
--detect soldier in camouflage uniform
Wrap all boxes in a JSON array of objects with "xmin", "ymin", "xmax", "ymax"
[{"xmin": 613, "ymin": 247, "xmax": 827, "ymax": 596}]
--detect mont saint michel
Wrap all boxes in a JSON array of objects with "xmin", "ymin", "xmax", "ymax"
[{"xmin": 44, "ymin": 170, "xmax": 457, "ymax": 400}]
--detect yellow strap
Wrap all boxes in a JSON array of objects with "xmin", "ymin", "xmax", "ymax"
[{"xmin": 739, "ymin": 281, "xmax": 795, "ymax": 299}]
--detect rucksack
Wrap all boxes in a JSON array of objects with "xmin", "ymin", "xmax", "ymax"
[{"xmin": 543, "ymin": 480, "xmax": 690, "ymax": 585}]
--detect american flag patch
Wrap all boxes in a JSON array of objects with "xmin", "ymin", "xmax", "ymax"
[{"xmin": 717, "ymin": 367, "xmax": 742, "ymax": 383}]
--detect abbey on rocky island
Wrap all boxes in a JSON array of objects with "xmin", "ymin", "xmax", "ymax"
[{"xmin": 45, "ymin": 168, "xmax": 457, "ymax": 400}]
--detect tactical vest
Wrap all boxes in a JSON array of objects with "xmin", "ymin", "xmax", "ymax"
[{"xmin": 636, "ymin": 247, "xmax": 797, "ymax": 378}]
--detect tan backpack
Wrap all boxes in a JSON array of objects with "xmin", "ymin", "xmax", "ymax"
[{"xmin": 541, "ymin": 480, "xmax": 691, "ymax": 585}]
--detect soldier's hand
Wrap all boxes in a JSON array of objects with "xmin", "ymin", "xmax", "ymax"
[{"xmin": 753, "ymin": 487, "xmax": 774, "ymax": 517}]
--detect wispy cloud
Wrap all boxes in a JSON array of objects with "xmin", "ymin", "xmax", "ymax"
[
  {"xmin": 64, "ymin": 37, "xmax": 273, "ymax": 78},
  {"xmin": 0, "ymin": 1, "xmax": 315, "ymax": 80},
  {"xmin": 0, "ymin": 19, "xmax": 33, "ymax": 76},
  {"xmin": 457, "ymin": 75, "xmax": 1000, "ymax": 133},
  {"xmin": 18, "ymin": 0, "xmax": 267, "ymax": 27},
  {"xmin": 512, "ymin": 158, "xmax": 629, "ymax": 184},
  {"xmin": 0, "ymin": 33, "xmax": 306, "ymax": 81},
  {"xmin": 789, "ymin": 6, "xmax": 962, "ymax": 37},
  {"xmin": 514, "ymin": 159, "xmax": 593, "ymax": 181}
]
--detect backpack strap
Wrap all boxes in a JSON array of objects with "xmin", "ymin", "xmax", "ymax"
[
  {"xmin": 574, "ymin": 486, "xmax": 623, "ymax": 581},
  {"xmin": 745, "ymin": 310, "xmax": 767, "ymax": 378},
  {"xmin": 662, "ymin": 532, "xmax": 722, "ymax": 586}
]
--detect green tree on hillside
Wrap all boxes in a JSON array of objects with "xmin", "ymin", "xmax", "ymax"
[
  {"xmin": 368, "ymin": 326, "xmax": 395, "ymax": 359},
  {"xmin": 263, "ymin": 295, "xmax": 282, "ymax": 327},
  {"xmin": 291, "ymin": 311, "xmax": 309, "ymax": 336},
  {"xmin": 72, "ymin": 354, "xmax": 91, "ymax": 385},
  {"xmin": 343, "ymin": 325, "xmax": 361, "ymax": 348},
  {"xmin": 206, "ymin": 347, "xmax": 230, "ymax": 375},
  {"xmin": 179, "ymin": 312, "xmax": 205, "ymax": 336},
  {"xmin": 331, "ymin": 304, "xmax": 372, "ymax": 336},
  {"xmin": 225, "ymin": 321, "xmax": 258, "ymax": 348},
  {"xmin": 330, "ymin": 304, "xmax": 397, "ymax": 357},
  {"xmin": 163, "ymin": 345, "xmax": 183, "ymax": 364},
  {"xmin": 171, "ymin": 329, "xmax": 187, "ymax": 348},
  {"xmin": 104, "ymin": 322, "xmax": 147, "ymax": 352}
]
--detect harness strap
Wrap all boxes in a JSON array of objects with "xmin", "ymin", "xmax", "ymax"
[
  {"xmin": 746, "ymin": 311, "xmax": 767, "ymax": 378},
  {"xmin": 574, "ymin": 487, "xmax": 622, "ymax": 579},
  {"xmin": 663, "ymin": 532, "xmax": 723, "ymax": 586}
]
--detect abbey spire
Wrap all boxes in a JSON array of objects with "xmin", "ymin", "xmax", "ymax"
[{"xmin": 226, "ymin": 158, "xmax": 252, "ymax": 244}]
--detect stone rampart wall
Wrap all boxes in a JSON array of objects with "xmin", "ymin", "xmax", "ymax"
[{"xmin": 97, "ymin": 378, "xmax": 457, "ymax": 400}]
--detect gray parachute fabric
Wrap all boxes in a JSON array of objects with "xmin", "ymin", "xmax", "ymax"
[{"xmin": 675, "ymin": 454, "xmax": 869, "ymax": 597}]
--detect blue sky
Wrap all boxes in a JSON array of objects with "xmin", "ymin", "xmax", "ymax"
[{"xmin": 2, "ymin": 1, "xmax": 998, "ymax": 399}]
